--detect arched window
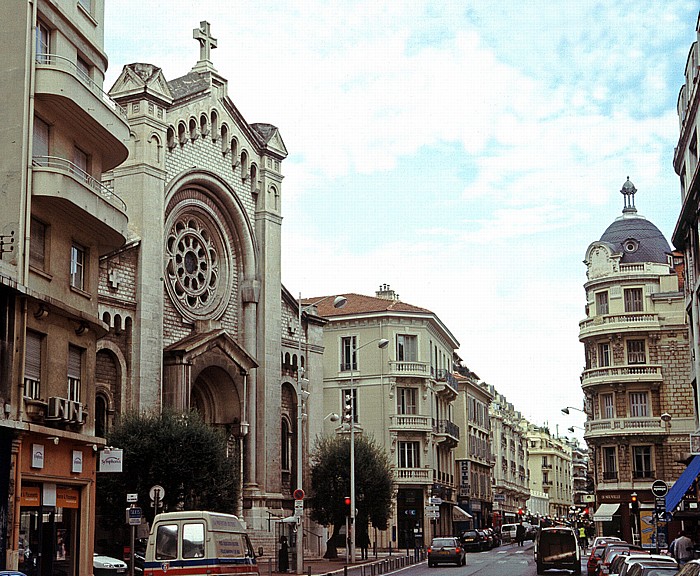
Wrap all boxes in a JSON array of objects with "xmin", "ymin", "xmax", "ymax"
[
  {"xmin": 189, "ymin": 117, "xmax": 198, "ymax": 141},
  {"xmin": 220, "ymin": 124, "xmax": 230, "ymax": 155},
  {"xmin": 200, "ymin": 113, "xmax": 209, "ymax": 137},
  {"xmin": 95, "ymin": 393, "xmax": 108, "ymax": 438},
  {"xmin": 167, "ymin": 126, "xmax": 176, "ymax": 150},
  {"xmin": 231, "ymin": 137, "xmax": 239, "ymax": 168},
  {"xmin": 210, "ymin": 110, "xmax": 219, "ymax": 140},
  {"xmin": 178, "ymin": 122, "xmax": 187, "ymax": 145},
  {"xmin": 250, "ymin": 163, "xmax": 260, "ymax": 195},
  {"xmin": 240, "ymin": 150, "xmax": 249, "ymax": 181},
  {"xmin": 281, "ymin": 418, "xmax": 292, "ymax": 473}
]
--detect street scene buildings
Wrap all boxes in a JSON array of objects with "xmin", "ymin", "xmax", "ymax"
[{"xmin": 2, "ymin": 2, "xmax": 700, "ymax": 575}]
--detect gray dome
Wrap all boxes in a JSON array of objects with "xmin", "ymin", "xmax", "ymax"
[{"xmin": 598, "ymin": 177, "xmax": 671, "ymax": 264}]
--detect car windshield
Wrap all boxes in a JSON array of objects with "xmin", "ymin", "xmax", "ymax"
[{"xmin": 432, "ymin": 539, "xmax": 456, "ymax": 547}]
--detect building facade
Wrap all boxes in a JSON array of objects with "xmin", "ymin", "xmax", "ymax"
[
  {"xmin": 580, "ymin": 181, "xmax": 693, "ymax": 542},
  {"xmin": 0, "ymin": 0, "xmax": 130, "ymax": 572},
  {"xmin": 317, "ymin": 286, "xmax": 461, "ymax": 548},
  {"xmin": 489, "ymin": 392, "xmax": 530, "ymax": 525},
  {"xmin": 453, "ymin": 367, "xmax": 494, "ymax": 528}
]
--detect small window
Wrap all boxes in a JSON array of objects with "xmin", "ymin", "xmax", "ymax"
[
  {"xmin": 397, "ymin": 387, "xmax": 417, "ymax": 415},
  {"xmin": 340, "ymin": 336, "xmax": 356, "ymax": 371},
  {"xmin": 632, "ymin": 445, "xmax": 653, "ymax": 479},
  {"xmin": 603, "ymin": 446, "xmax": 617, "ymax": 479},
  {"xmin": 182, "ymin": 523, "xmax": 205, "ymax": 559},
  {"xmin": 30, "ymin": 218, "xmax": 47, "ymax": 270},
  {"xmin": 68, "ymin": 345, "xmax": 82, "ymax": 402},
  {"xmin": 155, "ymin": 524, "xmax": 178, "ymax": 560},
  {"xmin": 35, "ymin": 22, "xmax": 50, "ymax": 64},
  {"xmin": 33, "ymin": 116, "xmax": 50, "ymax": 159},
  {"xmin": 76, "ymin": 55, "xmax": 90, "ymax": 83},
  {"xmin": 70, "ymin": 244, "xmax": 85, "ymax": 290},
  {"xmin": 601, "ymin": 393, "xmax": 614, "ymax": 419},
  {"xmin": 24, "ymin": 331, "xmax": 42, "ymax": 399},
  {"xmin": 597, "ymin": 343, "xmax": 610, "ymax": 367},
  {"xmin": 73, "ymin": 146, "xmax": 89, "ymax": 178},
  {"xmin": 627, "ymin": 339, "xmax": 646, "ymax": 364},
  {"xmin": 396, "ymin": 334, "xmax": 417, "ymax": 362},
  {"xmin": 595, "ymin": 291, "xmax": 609, "ymax": 315},
  {"xmin": 629, "ymin": 391, "xmax": 648, "ymax": 417},
  {"xmin": 624, "ymin": 287, "xmax": 643, "ymax": 313}
]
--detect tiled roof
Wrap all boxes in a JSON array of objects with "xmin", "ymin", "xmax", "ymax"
[
  {"xmin": 168, "ymin": 71, "xmax": 210, "ymax": 100},
  {"xmin": 310, "ymin": 293, "xmax": 432, "ymax": 317}
]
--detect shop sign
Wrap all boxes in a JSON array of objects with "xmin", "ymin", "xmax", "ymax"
[
  {"xmin": 57, "ymin": 487, "xmax": 79, "ymax": 509},
  {"xmin": 31, "ymin": 444, "xmax": 44, "ymax": 469},
  {"xmin": 72, "ymin": 450, "xmax": 83, "ymax": 473},
  {"xmin": 99, "ymin": 448, "xmax": 123, "ymax": 473},
  {"xmin": 20, "ymin": 486, "xmax": 41, "ymax": 506}
]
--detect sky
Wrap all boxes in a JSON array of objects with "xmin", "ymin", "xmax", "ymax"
[{"xmin": 105, "ymin": 1, "xmax": 699, "ymax": 440}]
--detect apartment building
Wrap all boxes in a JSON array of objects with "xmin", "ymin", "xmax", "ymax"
[
  {"xmin": 0, "ymin": 0, "xmax": 130, "ymax": 572},
  {"xmin": 581, "ymin": 180, "xmax": 692, "ymax": 541},
  {"xmin": 317, "ymin": 285, "xmax": 461, "ymax": 548},
  {"xmin": 526, "ymin": 425, "xmax": 573, "ymax": 519}
]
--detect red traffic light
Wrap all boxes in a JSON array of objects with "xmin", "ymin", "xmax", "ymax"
[
  {"xmin": 344, "ymin": 496, "xmax": 351, "ymax": 506},
  {"xmin": 631, "ymin": 494, "xmax": 637, "ymax": 503}
]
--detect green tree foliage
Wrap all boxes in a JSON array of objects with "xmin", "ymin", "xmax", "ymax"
[
  {"xmin": 309, "ymin": 434, "xmax": 393, "ymax": 557},
  {"xmin": 96, "ymin": 409, "xmax": 239, "ymax": 529}
]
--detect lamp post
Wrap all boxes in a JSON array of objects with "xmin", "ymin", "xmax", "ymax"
[
  {"xmin": 345, "ymin": 337, "xmax": 389, "ymax": 564},
  {"xmin": 295, "ymin": 293, "xmax": 346, "ymax": 574},
  {"xmin": 561, "ymin": 406, "xmax": 585, "ymax": 415}
]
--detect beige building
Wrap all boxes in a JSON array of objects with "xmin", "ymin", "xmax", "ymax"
[
  {"xmin": 0, "ymin": 0, "xmax": 130, "ymax": 572},
  {"xmin": 316, "ymin": 286, "xmax": 461, "ymax": 548},
  {"xmin": 580, "ymin": 181, "xmax": 693, "ymax": 541},
  {"xmin": 489, "ymin": 392, "xmax": 530, "ymax": 524},
  {"xmin": 453, "ymin": 367, "xmax": 494, "ymax": 528},
  {"xmin": 525, "ymin": 425, "xmax": 573, "ymax": 519}
]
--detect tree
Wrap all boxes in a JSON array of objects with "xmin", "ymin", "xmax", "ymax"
[
  {"xmin": 96, "ymin": 409, "xmax": 239, "ymax": 532},
  {"xmin": 309, "ymin": 434, "xmax": 393, "ymax": 558}
]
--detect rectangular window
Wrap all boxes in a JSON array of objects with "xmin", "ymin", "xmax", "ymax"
[
  {"xmin": 603, "ymin": 446, "xmax": 617, "ymax": 480},
  {"xmin": 396, "ymin": 334, "xmax": 417, "ymax": 362},
  {"xmin": 629, "ymin": 391, "xmax": 648, "ymax": 417},
  {"xmin": 155, "ymin": 523, "xmax": 178, "ymax": 561},
  {"xmin": 70, "ymin": 244, "xmax": 85, "ymax": 290},
  {"xmin": 398, "ymin": 441, "xmax": 420, "ymax": 468},
  {"xmin": 33, "ymin": 116, "xmax": 50, "ymax": 160},
  {"xmin": 624, "ymin": 287, "xmax": 644, "ymax": 313},
  {"xmin": 633, "ymin": 446, "xmax": 653, "ymax": 479},
  {"xmin": 24, "ymin": 331, "xmax": 42, "ymax": 399},
  {"xmin": 397, "ymin": 387, "xmax": 417, "ymax": 415},
  {"xmin": 30, "ymin": 218, "xmax": 47, "ymax": 270},
  {"xmin": 340, "ymin": 336, "xmax": 356, "ymax": 371},
  {"xmin": 601, "ymin": 393, "xmax": 615, "ymax": 419},
  {"xmin": 342, "ymin": 388, "xmax": 357, "ymax": 423},
  {"xmin": 598, "ymin": 343, "xmax": 610, "ymax": 367},
  {"xmin": 627, "ymin": 339, "xmax": 646, "ymax": 364},
  {"xmin": 67, "ymin": 345, "xmax": 82, "ymax": 402},
  {"xmin": 35, "ymin": 22, "xmax": 50, "ymax": 63},
  {"xmin": 76, "ymin": 55, "xmax": 90, "ymax": 83},
  {"xmin": 73, "ymin": 146, "xmax": 89, "ymax": 179},
  {"xmin": 596, "ymin": 291, "xmax": 609, "ymax": 315},
  {"xmin": 182, "ymin": 522, "xmax": 205, "ymax": 559}
]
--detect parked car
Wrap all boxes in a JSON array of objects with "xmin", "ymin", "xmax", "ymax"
[
  {"xmin": 93, "ymin": 553, "xmax": 127, "ymax": 575},
  {"xmin": 676, "ymin": 559, "xmax": 700, "ymax": 576},
  {"xmin": 524, "ymin": 522, "xmax": 538, "ymax": 541},
  {"xmin": 613, "ymin": 554, "xmax": 676, "ymax": 576},
  {"xmin": 0, "ymin": 572, "xmax": 28, "ymax": 576},
  {"xmin": 535, "ymin": 526, "xmax": 581, "ymax": 575},
  {"xmin": 461, "ymin": 530, "xmax": 486, "ymax": 552},
  {"xmin": 592, "ymin": 536, "xmax": 623, "ymax": 549},
  {"xmin": 481, "ymin": 529, "xmax": 494, "ymax": 549},
  {"xmin": 501, "ymin": 523, "xmax": 518, "ymax": 544},
  {"xmin": 625, "ymin": 560, "xmax": 681, "ymax": 576},
  {"xmin": 589, "ymin": 543, "xmax": 622, "ymax": 576},
  {"xmin": 598, "ymin": 544, "xmax": 645, "ymax": 576},
  {"xmin": 427, "ymin": 537, "xmax": 466, "ymax": 567}
]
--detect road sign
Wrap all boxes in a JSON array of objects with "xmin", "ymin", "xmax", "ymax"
[
  {"xmin": 150, "ymin": 484, "xmax": 165, "ymax": 502},
  {"xmin": 494, "ymin": 494, "xmax": 506, "ymax": 502},
  {"xmin": 127, "ymin": 493, "xmax": 138, "ymax": 503},
  {"xmin": 426, "ymin": 505, "xmax": 439, "ymax": 512},
  {"xmin": 651, "ymin": 480, "xmax": 668, "ymax": 498},
  {"xmin": 429, "ymin": 497, "xmax": 442, "ymax": 505},
  {"xmin": 294, "ymin": 499, "xmax": 304, "ymax": 510},
  {"xmin": 655, "ymin": 496, "xmax": 667, "ymax": 512},
  {"xmin": 427, "ymin": 511, "xmax": 440, "ymax": 519},
  {"xmin": 128, "ymin": 506, "xmax": 142, "ymax": 526},
  {"xmin": 293, "ymin": 489, "xmax": 305, "ymax": 500}
]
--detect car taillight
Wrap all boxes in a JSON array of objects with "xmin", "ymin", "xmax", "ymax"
[
  {"xmin": 456, "ymin": 547, "xmax": 462, "ymax": 553},
  {"xmin": 427, "ymin": 547, "xmax": 433, "ymax": 553}
]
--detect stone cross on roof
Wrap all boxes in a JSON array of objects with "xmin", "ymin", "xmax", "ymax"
[{"xmin": 193, "ymin": 21, "xmax": 217, "ymax": 63}]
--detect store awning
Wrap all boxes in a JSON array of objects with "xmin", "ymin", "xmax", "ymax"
[
  {"xmin": 667, "ymin": 455, "xmax": 700, "ymax": 514},
  {"xmin": 592, "ymin": 503, "xmax": 620, "ymax": 522},
  {"xmin": 452, "ymin": 506, "xmax": 473, "ymax": 521}
]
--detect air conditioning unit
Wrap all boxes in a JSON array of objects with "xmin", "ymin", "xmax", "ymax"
[{"xmin": 47, "ymin": 396, "xmax": 63, "ymax": 420}]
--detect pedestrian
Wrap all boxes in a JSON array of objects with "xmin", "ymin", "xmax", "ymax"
[
  {"xmin": 672, "ymin": 531, "xmax": 695, "ymax": 565},
  {"xmin": 516, "ymin": 522, "xmax": 526, "ymax": 547},
  {"xmin": 278, "ymin": 536, "xmax": 289, "ymax": 572},
  {"xmin": 578, "ymin": 525, "xmax": 587, "ymax": 552}
]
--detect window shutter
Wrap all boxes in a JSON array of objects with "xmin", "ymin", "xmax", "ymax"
[
  {"xmin": 68, "ymin": 345, "xmax": 82, "ymax": 379},
  {"xmin": 25, "ymin": 332, "xmax": 41, "ymax": 380}
]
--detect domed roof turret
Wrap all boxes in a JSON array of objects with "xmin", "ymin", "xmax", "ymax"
[{"xmin": 598, "ymin": 178, "xmax": 671, "ymax": 264}]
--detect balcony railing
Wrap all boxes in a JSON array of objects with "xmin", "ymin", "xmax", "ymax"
[
  {"xmin": 581, "ymin": 364, "xmax": 662, "ymax": 387},
  {"xmin": 36, "ymin": 53, "xmax": 128, "ymax": 121},
  {"xmin": 388, "ymin": 360, "xmax": 428, "ymax": 377},
  {"xmin": 585, "ymin": 416, "xmax": 665, "ymax": 436},
  {"xmin": 33, "ymin": 156, "xmax": 127, "ymax": 211},
  {"xmin": 579, "ymin": 312, "xmax": 659, "ymax": 332},
  {"xmin": 390, "ymin": 414, "xmax": 432, "ymax": 432},
  {"xmin": 434, "ymin": 419, "xmax": 460, "ymax": 440},
  {"xmin": 394, "ymin": 468, "xmax": 432, "ymax": 483}
]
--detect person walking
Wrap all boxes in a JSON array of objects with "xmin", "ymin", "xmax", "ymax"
[
  {"xmin": 278, "ymin": 536, "xmax": 289, "ymax": 572},
  {"xmin": 578, "ymin": 525, "xmax": 587, "ymax": 553},
  {"xmin": 672, "ymin": 531, "xmax": 695, "ymax": 565},
  {"xmin": 516, "ymin": 522, "xmax": 526, "ymax": 547}
]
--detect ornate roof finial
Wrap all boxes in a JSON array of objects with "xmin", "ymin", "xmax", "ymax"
[{"xmin": 621, "ymin": 176, "xmax": 637, "ymax": 214}]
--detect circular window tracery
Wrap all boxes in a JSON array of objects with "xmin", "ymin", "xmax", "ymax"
[
  {"xmin": 623, "ymin": 238, "xmax": 639, "ymax": 253},
  {"xmin": 165, "ymin": 206, "xmax": 232, "ymax": 320}
]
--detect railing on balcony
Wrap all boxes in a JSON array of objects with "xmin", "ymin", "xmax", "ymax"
[
  {"xmin": 436, "ymin": 368, "xmax": 458, "ymax": 387},
  {"xmin": 33, "ymin": 156, "xmax": 127, "ymax": 211},
  {"xmin": 434, "ymin": 419, "xmax": 460, "ymax": 440},
  {"xmin": 36, "ymin": 53, "xmax": 128, "ymax": 121},
  {"xmin": 541, "ymin": 463, "xmax": 552, "ymax": 470},
  {"xmin": 394, "ymin": 468, "xmax": 432, "ymax": 482},
  {"xmin": 390, "ymin": 414, "xmax": 432, "ymax": 431},
  {"xmin": 388, "ymin": 360, "xmax": 428, "ymax": 377},
  {"xmin": 585, "ymin": 416, "xmax": 665, "ymax": 434},
  {"xmin": 579, "ymin": 312, "xmax": 659, "ymax": 331},
  {"xmin": 581, "ymin": 364, "xmax": 662, "ymax": 385}
]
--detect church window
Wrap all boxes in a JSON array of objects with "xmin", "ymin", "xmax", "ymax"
[
  {"xmin": 95, "ymin": 394, "xmax": 108, "ymax": 437},
  {"xmin": 595, "ymin": 291, "xmax": 609, "ymax": 315},
  {"xmin": 30, "ymin": 217, "xmax": 47, "ymax": 271},
  {"xmin": 167, "ymin": 126, "xmax": 176, "ymax": 150},
  {"xmin": 230, "ymin": 137, "xmax": 239, "ymax": 167},
  {"xmin": 199, "ymin": 114, "xmax": 209, "ymax": 137},
  {"xmin": 178, "ymin": 122, "xmax": 187, "ymax": 145},
  {"xmin": 624, "ymin": 287, "xmax": 643, "ymax": 312},
  {"xmin": 188, "ymin": 118, "xmax": 198, "ymax": 141},
  {"xmin": 70, "ymin": 243, "xmax": 85, "ymax": 290},
  {"xmin": 240, "ymin": 150, "xmax": 249, "ymax": 181},
  {"xmin": 250, "ymin": 164, "xmax": 259, "ymax": 195},
  {"xmin": 35, "ymin": 21, "xmax": 50, "ymax": 64},
  {"xmin": 220, "ymin": 124, "xmax": 229, "ymax": 155},
  {"xmin": 210, "ymin": 110, "xmax": 218, "ymax": 139},
  {"xmin": 626, "ymin": 339, "xmax": 646, "ymax": 364},
  {"xmin": 67, "ymin": 345, "xmax": 82, "ymax": 402},
  {"xmin": 281, "ymin": 418, "xmax": 292, "ymax": 472}
]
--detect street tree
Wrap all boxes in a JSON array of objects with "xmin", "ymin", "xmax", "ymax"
[
  {"xmin": 309, "ymin": 433, "xmax": 393, "ymax": 558},
  {"xmin": 96, "ymin": 408, "xmax": 239, "ymax": 530}
]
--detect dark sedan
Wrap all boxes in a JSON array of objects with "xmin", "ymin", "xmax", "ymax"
[
  {"xmin": 428, "ymin": 537, "xmax": 466, "ymax": 567},
  {"xmin": 461, "ymin": 530, "xmax": 486, "ymax": 552}
]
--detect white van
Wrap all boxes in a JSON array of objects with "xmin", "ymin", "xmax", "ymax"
[
  {"xmin": 143, "ymin": 511, "xmax": 259, "ymax": 576},
  {"xmin": 501, "ymin": 523, "xmax": 518, "ymax": 543}
]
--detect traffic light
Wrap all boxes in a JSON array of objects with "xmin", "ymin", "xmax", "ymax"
[
  {"xmin": 630, "ymin": 493, "xmax": 639, "ymax": 514},
  {"xmin": 344, "ymin": 496, "xmax": 351, "ymax": 516}
]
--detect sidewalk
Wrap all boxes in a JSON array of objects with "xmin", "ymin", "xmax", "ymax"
[{"xmin": 262, "ymin": 549, "xmax": 426, "ymax": 576}]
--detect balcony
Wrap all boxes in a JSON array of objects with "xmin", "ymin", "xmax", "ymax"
[
  {"xmin": 434, "ymin": 419, "xmax": 459, "ymax": 447},
  {"xmin": 581, "ymin": 364, "xmax": 662, "ymax": 388},
  {"xmin": 435, "ymin": 368, "xmax": 458, "ymax": 398},
  {"xmin": 388, "ymin": 360, "xmax": 429, "ymax": 378},
  {"xmin": 541, "ymin": 463, "xmax": 552, "ymax": 470},
  {"xmin": 34, "ymin": 54, "xmax": 129, "ymax": 171},
  {"xmin": 32, "ymin": 157, "xmax": 127, "ymax": 252},
  {"xmin": 394, "ymin": 467, "xmax": 432, "ymax": 485},
  {"xmin": 579, "ymin": 312, "xmax": 660, "ymax": 338},
  {"xmin": 584, "ymin": 416, "xmax": 666, "ymax": 439},
  {"xmin": 389, "ymin": 414, "xmax": 432, "ymax": 433}
]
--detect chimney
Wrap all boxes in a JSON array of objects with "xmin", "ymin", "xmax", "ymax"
[{"xmin": 375, "ymin": 284, "xmax": 399, "ymax": 301}]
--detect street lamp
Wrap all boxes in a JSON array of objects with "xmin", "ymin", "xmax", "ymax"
[
  {"xmin": 568, "ymin": 426, "xmax": 584, "ymax": 433},
  {"xmin": 295, "ymin": 293, "xmax": 346, "ymax": 574},
  {"xmin": 561, "ymin": 406, "xmax": 585, "ymax": 415},
  {"xmin": 346, "ymin": 337, "xmax": 389, "ymax": 564}
]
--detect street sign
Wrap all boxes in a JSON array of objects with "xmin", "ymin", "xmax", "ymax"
[
  {"xmin": 651, "ymin": 480, "xmax": 668, "ymax": 498},
  {"xmin": 128, "ymin": 506, "xmax": 142, "ymax": 526},
  {"xmin": 150, "ymin": 484, "xmax": 165, "ymax": 502},
  {"xmin": 293, "ymin": 489, "xmax": 305, "ymax": 500},
  {"xmin": 655, "ymin": 496, "xmax": 666, "ymax": 512},
  {"xmin": 429, "ymin": 497, "xmax": 442, "ymax": 505},
  {"xmin": 426, "ymin": 505, "xmax": 439, "ymax": 512},
  {"xmin": 294, "ymin": 499, "xmax": 304, "ymax": 510},
  {"xmin": 494, "ymin": 494, "xmax": 506, "ymax": 502},
  {"xmin": 427, "ymin": 511, "xmax": 440, "ymax": 519},
  {"xmin": 127, "ymin": 493, "xmax": 138, "ymax": 503}
]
